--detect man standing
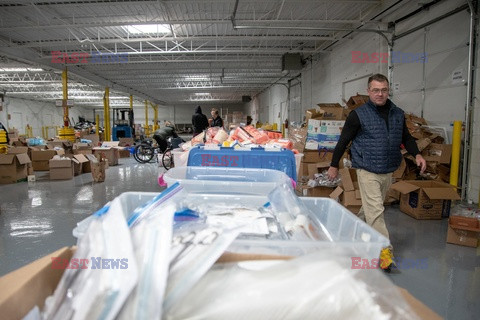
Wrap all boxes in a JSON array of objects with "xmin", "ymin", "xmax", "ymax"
[
  {"xmin": 210, "ymin": 108, "xmax": 224, "ymax": 128},
  {"xmin": 327, "ymin": 74, "xmax": 426, "ymax": 271}
]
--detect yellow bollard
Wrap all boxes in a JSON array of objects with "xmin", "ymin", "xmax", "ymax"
[{"xmin": 450, "ymin": 121, "xmax": 462, "ymax": 187}]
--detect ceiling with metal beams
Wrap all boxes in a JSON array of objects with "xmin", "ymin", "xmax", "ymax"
[{"xmin": 0, "ymin": 0, "xmax": 391, "ymax": 109}]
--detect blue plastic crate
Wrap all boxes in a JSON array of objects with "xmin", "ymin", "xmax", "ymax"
[{"xmin": 187, "ymin": 146, "xmax": 297, "ymax": 181}]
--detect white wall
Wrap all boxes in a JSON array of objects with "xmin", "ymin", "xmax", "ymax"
[
  {"xmin": 1, "ymin": 97, "xmax": 89, "ymax": 138},
  {"xmin": 254, "ymin": 0, "xmax": 478, "ymax": 202},
  {"xmin": 89, "ymin": 103, "xmax": 247, "ymax": 129}
]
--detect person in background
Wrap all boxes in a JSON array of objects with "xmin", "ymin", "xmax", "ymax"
[
  {"xmin": 210, "ymin": 108, "xmax": 224, "ymax": 128},
  {"xmin": 246, "ymin": 116, "xmax": 253, "ymax": 126},
  {"xmin": 327, "ymin": 73, "xmax": 426, "ymax": 272},
  {"xmin": 192, "ymin": 105, "xmax": 209, "ymax": 135},
  {"xmin": 152, "ymin": 121, "xmax": 178, "ymax": 153}
]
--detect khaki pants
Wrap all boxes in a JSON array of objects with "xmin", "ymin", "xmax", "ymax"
[{"xmin": 356, "ymin": 169, "xmax": 393, "ymax": 241}]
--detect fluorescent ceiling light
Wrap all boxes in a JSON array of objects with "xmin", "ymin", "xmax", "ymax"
[
  {"xmin": 185, "ymin": 76, "xmax": 210, "ymax": 81},
  {"xmin": 194, "ymin": 93, "xmax": 210, "ymax": 96},
  {"xmin": 124, "ymin": 24, "xmax": 171, "ymax": 35},
  {"xmin": 0, "ymin": 68, "xmax": 44, "ymax": 72}
]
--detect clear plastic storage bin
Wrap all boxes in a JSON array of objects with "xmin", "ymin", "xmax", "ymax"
[
  {"xmin": 73, "ymin": 191, "xmax": 388, "ymax": 260},
  {"xmin": 163, "ymin": 166, "xmax": 293, "ymax": 194}
]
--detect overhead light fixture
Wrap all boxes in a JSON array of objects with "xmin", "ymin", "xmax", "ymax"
[
  {"xmin": 185, "ymin": 76, "xmax": 210, "ymax": 81},
  {"xmin": 194, "ymin": 93, "xmax": 210, "ymax": 96},
  {"xmin": 0, "ymin": 68, "xmax": 44, "ymax": 72},
  {"xmin": 123, "ymin": 24, "xmax": 171, "ymax": 35}
]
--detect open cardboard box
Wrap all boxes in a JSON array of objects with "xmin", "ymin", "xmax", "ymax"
[
  {"xmin": 0, "ymin": 247, "xmax": 442, "ymax": 320},
  {"xmin": 0, "ymin": 153, "xmax": 31, "ymax": 184},
  {"xmin": 390, "ymin": 180, "xmax": 460, "ymax": 219},
  {"xmin": 446, "ymin": 216, "xmax": 480, "ymax": 247}
]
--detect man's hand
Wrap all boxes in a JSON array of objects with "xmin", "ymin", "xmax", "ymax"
[
  {"xmin": 327, "ymin": 166, "xmax": 339, "ymax": 181},
  {"xmin": 416, "ymin": 154, "xmax": 427, "ymax": 173}
]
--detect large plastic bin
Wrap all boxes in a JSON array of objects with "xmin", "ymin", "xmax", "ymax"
[
  {"xmin": 163, "ymin": 166, "xmax": 292, "ymax": 194},
  {"xmin": 73, "ymin": 191, "xmax": 388, "ymax": 260},
  {"xmin": 187, "ymin": 146, "xmax": 298, "ymax": 181}
]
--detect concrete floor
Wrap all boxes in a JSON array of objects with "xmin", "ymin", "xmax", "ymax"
[{"xmin": 0, "ymin": 157, "xmax": 479, "ymax": 319}]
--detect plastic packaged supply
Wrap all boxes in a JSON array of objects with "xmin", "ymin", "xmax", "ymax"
[
  {"xmin": 163, "ymin": 225, "xmax": 242, "ymax": 314},
  {"xmin": 212, "ymin": 129, "xmax": 229, "ymax": 144},
  {"xmin": 268, "ymin": 183, "xmax": 333, "ymax": 241},
  {"xmin": 117, "ymin": 203, "xmax": 176, "ymax": 320},
  {"xmin": 43, "ymin": 198, "xmax": 138, "ymax": 320},
  {"xmin": 165, "ymin": 252, "xmax": 421, "ymax": 320}
]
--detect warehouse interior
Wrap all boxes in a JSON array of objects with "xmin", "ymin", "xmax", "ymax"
[{"xmin": 0, "ymin": 0, "xmax": 479, "ymax": 319}]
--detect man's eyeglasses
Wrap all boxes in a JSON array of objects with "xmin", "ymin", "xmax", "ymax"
[{"xmin": 370, "ymin": 88, "xmax": 389, "ymax": 94}]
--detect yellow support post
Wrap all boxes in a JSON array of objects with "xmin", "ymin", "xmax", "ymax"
[
  {"xmin": 130, "ymin": 95, "xmax": 133, "ymax": 109},
  {"xmin": 450, "ymin": 121, "xmax": 462, "ymax": 187},
  {"xmin": 62, "ymin": 68, "xmax": 69, "ymax": 128},
  {"xmin": 154, "ymin": 106, "xmax": 159, "ymax": 131},
  {"xmin": 104, "ymin": 87, "xmax": 111, "ymax": 141},
  {"xmin": 96, "ymin": 114, "xmax": 100, "ymax": 138},
  {"xmin": 151, "ymin": 103, "xmax": 159, "ymax": 131},
  {"xmin": 144, "ymin": 100, "xmax": 149, "ymax": 136}
]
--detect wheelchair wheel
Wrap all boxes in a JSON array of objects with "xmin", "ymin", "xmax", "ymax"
[
  {"xmin": 162, "ymin": 148, "xmax": 174, "ymax": 170},
  {"xmin": 134, "ymin": 144, "xmax": 155, "ymax": 163}
]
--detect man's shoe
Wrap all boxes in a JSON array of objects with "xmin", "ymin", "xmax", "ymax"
[{"xmin": 380, "ymin": 248, "xmax": 394, "ymax": 272}]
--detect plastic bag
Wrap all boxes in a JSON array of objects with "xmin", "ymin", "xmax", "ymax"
[
  {"xmin": 166, "ymin": 252, "xmax": 421, "ymax": 320},
  {"xmin": 117, "ymin": 203, "xmax": 176, "ymax": 319},
  {"xmin": 163, "ymin": 224, "xmax": 241, "ymax": 314},
  {"xmin": 268, "ymin": 183, "xmax": 333, "ymax": 241},
  {"xmin": 43, "ymin": 198, "xmax": 138, "ymax": 320}
]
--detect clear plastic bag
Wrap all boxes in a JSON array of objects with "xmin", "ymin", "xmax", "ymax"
[
  {"xmin": 166, "ymin": 251, "xmax": 421, "ymax": 320},
  {"xmin": 268, "ymin": 183, "xmax": 333, "ymax": 241},
  {"xmin": 163, "ymin": 224, "xmax": 241, "ymax": 314},
  {"xmin": 117, "ymin": 203, "xmax": 176, "ymax": 319},
  {"xmin": 43, "ymin": 198, "xmax": 138, "ymax": 320}
]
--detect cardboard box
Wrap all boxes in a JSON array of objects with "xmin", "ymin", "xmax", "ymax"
[
  {"xmin": 306, "ymin": 104, "xmax": 345, "ymax": 122},
  {"xmin": 446, "ymin": 216, "xmax": 480, "ymax": 247},
  {"xmin": 422, "ymin": 143, "xmax": 452, "ymax": 164},
  {"xmin": 316, "ymin": 104, "xmax": 345, "ymax": 120},
  {"xmin": 300, "ymin": 185, "xmax": 338, "ymax": 198},
  {"xmin": 72, "ymin": 154, "xmax": 90, "ymax": 174},
  {"xmin": 82, "ymin": 154, "xmax": 98, "ymax": 173},
  {"xmin": 81, "ymin": 134, "xmax": 100, "ymax": 147},
  {"xmin": 288, "ymin": 127, "xmax": 307, "ymax": 153},
  {"xmin": 0, "ymin": 246, "xmax": 441, "ymax": 320},
  {"xmin": 31, "ymin": 150, "xmax": 57, "ymax": 171},
  {"xmin": 73, "ymin": 142, "xmax": 93, "ymax": 155},
  {"xmin": 7, "ymin": 146, "xmax": 29, "ymax": 155},
  {"xmin": 307, "ymin": 162, "xmax": 331, "ymax": 180},
  {"xmin": 390, "ymin": 180, "xmax": 460, "ymax": 219},
  {"xmin": 305, "ymin": 119, "xmax": 345, "ymax": 150},
  {"xmin": 49, "ymin": 158, "xmax": 74, "ymax": 180},
  {"xmin": 119, "ymin": 149, "xmax": 131, "ymax": 158},
  {"xmin": 327, "ymin": 169, "xmax": 363, "ymax": 214},
  {"xmin": 47, "ymin": 140, "xmax": 73, "ymax": 153},
  {"xmin": 118, "ymin": 138, "xmax": 135, "ymax": 147},
  {"xmin": 346, "ymin": 94, "xmax": 369, "ymax": 109},
  {"xmin": 91, "ymin": 160, "xmax": 106, "ymax": 182},
  {"xmin": 92, "ymin": 147, "xmax": 119, "ymax": 166},
  {"xmin": 0, "ymin": 153, "xmax": 31, "ymax": 184}
]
